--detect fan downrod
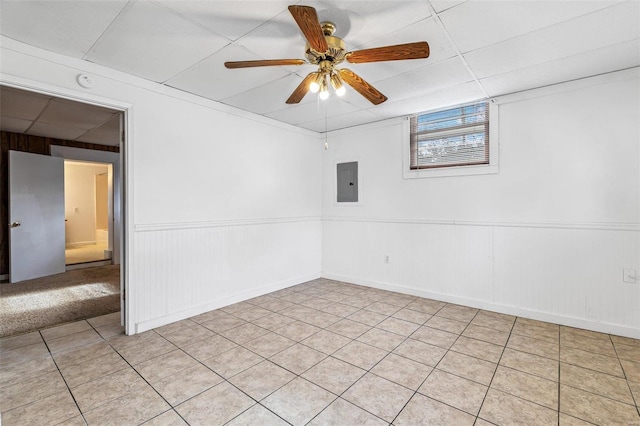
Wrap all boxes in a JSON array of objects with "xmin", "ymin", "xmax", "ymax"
[{"xmin": 321, "ymin": 22, "xmax": 336, "ymax": 36}]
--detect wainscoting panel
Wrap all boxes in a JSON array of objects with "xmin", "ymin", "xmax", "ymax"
[
  {"xmin": 322, "ymin": 217, "xmax": 640, "ymax": 338},
  {"xmin": 492, "ymin": 226, "xmax": 639, "ymax": 331},
  {"xmin": 132, "ymin": 218, "xmax": 322, "ymax": 332}
]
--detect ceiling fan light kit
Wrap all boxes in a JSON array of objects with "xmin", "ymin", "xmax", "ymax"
[
  {"xmin": 224, "ymin": 5, "xmax": 430, "ymax": 105},
  {"xmin": 330, "ymin": 73, "xmax": 346, "ymax": 97}
]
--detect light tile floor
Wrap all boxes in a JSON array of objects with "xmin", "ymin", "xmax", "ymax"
[{"xmin": 1, "ymin": 278, "xmax": 639, "ymax": 425}]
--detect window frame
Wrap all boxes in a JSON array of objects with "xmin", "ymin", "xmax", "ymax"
[{"xmin": 402, "ymin": 100, "xmax": 499, "ymax": 179}]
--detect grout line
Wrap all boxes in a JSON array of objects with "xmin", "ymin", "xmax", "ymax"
[
  {"xmin": 313, "ymin": 311, "xmax": 404, "ymax": 424},
  {"xmin": 474, "ymin": 312, "xmax": 518, "ymax": 424},
  {"xmin": 82, "ymin": 321, "xmax": 193, "ymax": 424},
  {"xmin": 116, "ymin": 354, "xmax": 196, "ymax": 425},
  {"xmin": 37, "ymin": 329, "xmax": 88, "ymax": 425},
  {"xmin": 422, "ymin": 308, "xmax": 484, "ymax": 423},
  {"xmin": 253, "ymin": 289, "xmax": 413, "ymax": 424},
  {"xmin": 7, "ymin": 279, "xmax": 639, "ymax": 425},
  {"xmin": 144, "ymin": 319, "xmax": 293, "ymax": 424},
  {"xmin": 223, "ymin": 378, "xmax": 294, "ymax": 425},
  {"xmin": 87, "ymin": 321, "xmax": 182, "ymax": 421}
]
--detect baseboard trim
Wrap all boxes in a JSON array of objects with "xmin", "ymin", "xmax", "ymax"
[
  {"xmin": 134, "ymin": 272, "xmax": 322, "ymax": 334},
  {"xmin": 322, "ymin": 272, "xmax": 640, "ymax": 339}
]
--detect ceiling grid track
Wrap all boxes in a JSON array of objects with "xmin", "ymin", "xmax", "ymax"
[
  {"xmin": 424, "ymin": 1, "xmax": 491, "ymax": 100},
  {"xmin": 23, "ymin": 98, "xmax": 54, "ymax": 134},
  {"xmin": 81, "ymin": 1, "xmax": 133, "ymax": 61}
]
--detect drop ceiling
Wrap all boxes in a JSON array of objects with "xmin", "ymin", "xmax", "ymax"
[
  {"xmin": 0, "ymin": 86, "xmax": 121, "ymax": 146},
  {"xmin": 1, "ymin": 0, "xmax": 638, "ymax": 134}
]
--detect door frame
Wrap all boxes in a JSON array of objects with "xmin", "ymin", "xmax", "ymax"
[
  {"xmin": 0, "ymin": 75, "xmax": 135, "ymax": 335},
  {"xmin": 55, "ymin": 152, "xmax": 120, "ymax": 266}
]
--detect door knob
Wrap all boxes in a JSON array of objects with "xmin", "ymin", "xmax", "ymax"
[{"xmin": 9, "ymin": 222, "xmax": 21, "ymax": 228}]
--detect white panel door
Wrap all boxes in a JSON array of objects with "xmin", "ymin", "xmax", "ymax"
[{"xmin": 9, "ymin": 150, "xmax": 66, "ymax": 283}]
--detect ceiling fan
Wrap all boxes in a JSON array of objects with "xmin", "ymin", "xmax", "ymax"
[{"xmin": 224, "ymin": 5, "xmax": 430, "ymax": 105}]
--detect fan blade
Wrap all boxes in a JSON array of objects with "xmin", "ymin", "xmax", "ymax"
[
  {"xmin": 286, "ymin": 73, "xmax": 316, "ymax": 104},
  {"xmin": 288, "ymin": 5, "xmax": 328, "ymax": 53},
  {"xmin": 347, "ymin": 41, "xmax": 430, "ymax": 64},
  {"xmin": 338, "ymin": 68, "xmax": 387, "ymax": 105},
  {"xmin": 225, "ymin": 59, "xmax": 305, "ymax": 69}
]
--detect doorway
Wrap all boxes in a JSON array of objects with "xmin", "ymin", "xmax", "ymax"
[
  {"xmin": 0, "ymin": 83, "xmax": 130, "ymax": 335},
  {"xmin": 64, "ymin": 160, "xmax": 113, "ymax": 267}
]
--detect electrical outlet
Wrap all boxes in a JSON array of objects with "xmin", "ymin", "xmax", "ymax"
[
  {"xmin": 384, "ymin": 255, "xmax": 390, "ymax": 264},
  {"xmin": 623, "ymin": 269, "xmax": 637, "ymax": 283}
]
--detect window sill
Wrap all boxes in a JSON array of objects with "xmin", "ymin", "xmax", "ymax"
[{"xmin": 403, "ymin": 163, "xmax": 499, "ymax": 179}]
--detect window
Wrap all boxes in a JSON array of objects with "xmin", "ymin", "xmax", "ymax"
[{"xmin": 410, "ymin": 101, "xmax": 489, "ymax": 170}]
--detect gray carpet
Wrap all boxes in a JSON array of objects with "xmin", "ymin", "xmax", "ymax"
[{"xmin": 0, "ymin": 265, "xmax": 120, "ymax": 338}]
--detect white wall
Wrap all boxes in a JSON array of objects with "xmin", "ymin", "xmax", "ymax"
[
  {"xmin": 64, "ymin": 162, "xmax": 108, "ymax": 246},
  {"xmin": 4, "ymin": 37, "xmax": 638, "ymax": 338},
  {"xmin": 1, "ymin": 38, "xmax": 322, "ymax": 334},
  {"xmin": 322, "ymin": 70, "xmax": 640, "ymax": 338}
]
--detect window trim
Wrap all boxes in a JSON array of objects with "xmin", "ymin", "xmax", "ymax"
[{"xmin": 403, "ymin": 100, "xmax": 499, "ymax": 179}]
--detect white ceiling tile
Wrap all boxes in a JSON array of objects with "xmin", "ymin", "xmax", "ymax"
[
  {"xmin": 85, "ymin": 1, "xmax": 231, "ymax": 82},
  {"xmin": 298, "ymin": 109, "xmax": 384, "ymax": 132},
  {"xmin": 159, "ymin": 0, "xmax": 292, "ymax": 41},
  {"xmin": 306, "ymin": 1, "xmax": 432, "ymax": 47},
  {"xmin": 371, "ymin": 81, "xmax": 485, "ymax": 118},
  {"xmin": 0, "ymin": 116, "xmax": 32, "ymax": 133},
  {"xmin": 75, "ymin": 114, "xmax": 121, "ymax": 146},
  {"xmin": 0, "ymin": 0, "xmax": 128, "ymax": 57},
  {"xmin": 234, "ymin": 11, "xmax": 308, "ymax": 61},
  {"xmin": 296, "ymin": 120, "xmax": 331, "ymax": 133},
  {"xmin": 480, "ymin": 39, "xmax": 640, "ymax": 97},
  {"xmin": 429, "ymin": 1, "xmax": 466, "ymax": 14},
  {"xmin": 343, "ymin": 18, "xmax": 455, "ymax": 83},
  {"xmin": 2, "ymin": 0, "xmax": 638, "ymax": 132},
  {"xmin": 28, "ymin": 122, "xmax": 87, "ymax": 140},
  {"xmin": 373, "ymin": 57, "xmax": 474, "ymax": 101},
  {"xmin": 465, "ymin": 1, "xmax": 640, "ymax": 79},
  {"xmin": 166, "ymin": 44, "xmax": 292, "ymax": 101},
  {"xmin": 0, "ymin": 86, "xmax": 50, "ymax": 120},
  {"xmin": 266, "ymin": 96, "xmax": 360, "ymax": 124},
  {"xmin": 221, "ymin": 75, "xmax": 305, "ymax": 114},
  {"xmin": 440, "ymin": 0, "xmax": 623, "ymax": 53},
  {"xmin": 339, "ymin": 87, "xmax": 387, "ymax": 109},
  {"xmin": 39, "ymin": 99, "xmax": 116, "ymax": 130}
]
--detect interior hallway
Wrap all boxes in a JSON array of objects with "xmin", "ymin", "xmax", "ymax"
[{"xmin": 1, "ymin": 278, "xmax": 638, "ymax": 425}]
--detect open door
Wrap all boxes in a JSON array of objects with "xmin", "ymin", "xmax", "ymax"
[{"xmin": 9, "ymin": 150, "xmax": 65, "ymax": 283}]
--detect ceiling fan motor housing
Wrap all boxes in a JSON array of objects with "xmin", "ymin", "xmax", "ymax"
[{"xmin": 305, "ymin": 22, "xmax": 347, "ymax": 66}]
